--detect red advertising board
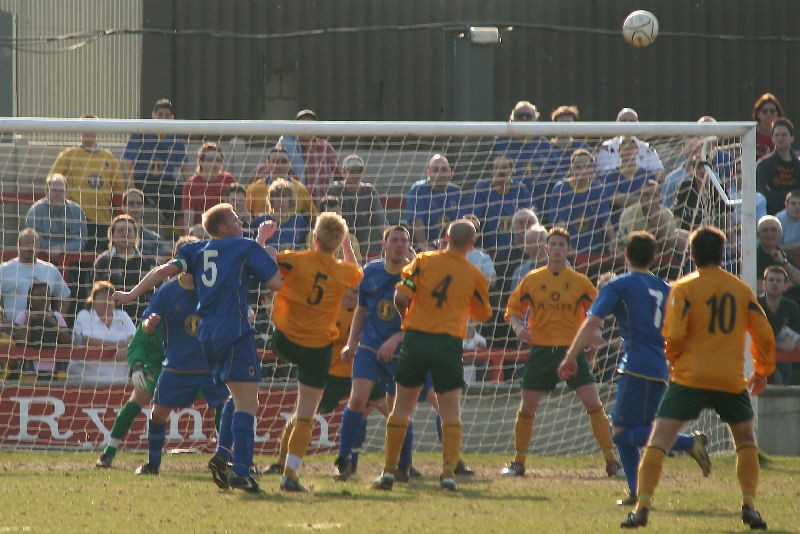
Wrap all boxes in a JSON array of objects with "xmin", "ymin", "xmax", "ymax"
[{"xmin": 0, "ymin": 385, "xmax": 344, "ymax": 454}]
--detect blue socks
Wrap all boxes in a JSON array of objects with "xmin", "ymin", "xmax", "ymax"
[
  {"xmin": 216, "ymin": 398, "xmax": 235, "ymax": 463},
  {"xmin": 399, "ymin": 419, "xmax": 413, "ymax": 470},
  {"xmin": 436, "ymin": 414, "xmax": 442, "ymax": 442},
  {"xmin": 338, "ymin": 407, "xmax": 363, "ymax": 463},
  {"xmin": 352, "ymin": 417, "xmax": 368, "ymax": 468},
  {"xmin": 231, "ymin": 411, "xmax": 255, "ymax": 477},
  {"xmin": 613, "ymin": 434, "xmax": 640, "ymax": 495},
  {"xmin": 147, "ymin": 420, "xmax": 167, "ymax": 470},
  {"xmin": 672, "ymin": 433, "xmax": 694, "ymax": 451}
]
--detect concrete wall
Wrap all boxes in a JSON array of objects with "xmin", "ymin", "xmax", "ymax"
[{"xmin": 756, "ymin": 386, "xmax": 800, "ymax": 456}]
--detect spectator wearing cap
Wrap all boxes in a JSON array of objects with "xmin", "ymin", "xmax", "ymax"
[
  {"xmin": 492, "ymin": 101, "xmax": 555, "ymax": 219},
  {"xmin": 121, "ymin": 98, "xmax": 190, "ymax": 236},
  {"xmin": 277, "ymin": 108, "xmax": 342, "ymax": 202},
  {"xmin": 325, "ymin": 154, "xmax": 388, "ymax": 257},
  {"xmin": 245, "ymin": 146, "xmax": 316, "ymax": 220},
  {"xmin": 595, "ymin": 107, "xmax": 666, "ymax": 184},
  {"xmin": 25, "ymin": 173, "xmax": 88, "ymax": 253}
]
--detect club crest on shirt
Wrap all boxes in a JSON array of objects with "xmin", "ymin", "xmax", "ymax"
[
  {"xmin": 184, "ymin": 314, "xmax": 200, "ymax": 336},
  {"xmin": 377, "ymin": 299, "xmax": 397, "ymax": 321}
]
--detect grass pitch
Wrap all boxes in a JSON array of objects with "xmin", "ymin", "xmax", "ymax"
[{"xmin": 0, "ymin": 451, "xmax": 798, "ymax": 533}]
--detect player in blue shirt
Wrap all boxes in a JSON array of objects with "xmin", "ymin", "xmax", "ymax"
[
  {"xmin": 559, "ymin": 231, "xmax": 711, "ymax": 506},
  {"xmin": 404, "ymin": 154, "xmax": 462, "ymax": 251},
  {"xmin": 114, "ymin": 203, "xmax": 282, "ymax": 493},
  {"xmin": 133, "ymin": 269, "xmax": 230, "ymax": 475},
  {"xmin": 466, "ymin": 155, "xmax": 533, "ymax": 253},
  {"xmin": 335, "ymin": 225, "xmax": 416, "ymax": 481}
]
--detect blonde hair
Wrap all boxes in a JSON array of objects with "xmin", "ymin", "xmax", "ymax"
[
  {"xmin": 266, "ymin": 179, "xmax": 296, "ymax": 212},
  {"xmin": 202, "ymin": 203, "xmax": 233, "ymax": 236},
  {"xmin": 86, "ymin": 281, "xmax": 115, "ymax": 308},
  {"xmin": 314, "ymin": 211, "xmax": 348, "ymax": 253}
]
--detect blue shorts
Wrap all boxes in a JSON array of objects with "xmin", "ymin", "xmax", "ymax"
[
  {"xmin": 198, "ymin": 319, "xmax": 261, "ymax": 384},
  {"xmin": 611, "ymin": 372, "xmax": 667, "ymax": 429},
  {"xmin": 418, "ymin": 372, "xmax": 435, "ymax": 401},
  {"xmin": 152, "ymin": 368, "xmax": 230, "ymax": 408},
  {"xmin": 352, "ymin": 346, "xmax": 398, "ymax": 397}
]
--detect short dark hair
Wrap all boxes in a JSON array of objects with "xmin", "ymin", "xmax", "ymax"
[
  {"xmin": 763, "ymin": 264, "xmax": 788, "ymax": 281},
  {"xmin": 383, "ymin": 224, "xmax": 410, "ymax": 242},
  {"xmin": 153, "ymin": 98, "xmax": 173, "ymax": 114},
  {"xmin": 547, "ymin": 226, "xmax": 571, "ymax": 246},
  {"xmin": 689, "ymin": 226, "xmax": 726, "ymax": 267},
  {"xmin": 625, "ymin": 231, "xmax": 657, "ymax": 269},
  {"xmin": 772, "ymin": 117, "xmax": 794, "ymax": 137},
  {"xmin": 318, "ymin": 195, "xmax": 341, "ymax": 212}
]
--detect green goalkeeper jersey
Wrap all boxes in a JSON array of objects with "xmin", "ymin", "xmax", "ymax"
[{"xmin": 126, "ymin": 323, "xmax": 165, "ymax": 376}]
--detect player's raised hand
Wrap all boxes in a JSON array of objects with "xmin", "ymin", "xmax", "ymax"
[
  {"xmin": 257, "ymin": 219, "xmax": 278, "ymax": 246},
  {"xmin": 112, "ymin": 291, "xmax": 134, "ymax": 305},
  {"xmin": 340, "ymin": 344, "xmax": 356, "ymax": 363},
  {"xmin": 557, "ymin": 356, "xmax": 578, "ymax": 380},
  {"xmin": 747, "ymin": 372, "xmax": 767, "ymax": 396}
]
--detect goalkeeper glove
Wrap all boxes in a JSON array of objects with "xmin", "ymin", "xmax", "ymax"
[{"xmin": 131, "ymin": 362, "xmax": 149, "ymax": 392}]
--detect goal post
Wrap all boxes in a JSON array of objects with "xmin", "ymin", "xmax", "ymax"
[{"xmin": 0, "ymin": 118, "xmax": 756, "ymax": 456}]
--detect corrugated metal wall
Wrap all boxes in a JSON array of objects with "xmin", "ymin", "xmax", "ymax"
[
  {"xmin": 0, "ymin": 0, "xmax": 142, "ymax": 120},
  {"xmin": 156, "ymin": 0, "xmax": 799, "ymax": 122}
]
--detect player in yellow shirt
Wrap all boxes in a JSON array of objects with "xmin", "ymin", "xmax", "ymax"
[
  {"xmin": 622, "ymin": 226, "xmax": 775, "ymax": 530},
  {"xmin": 270, "ymin": 211, "xmax": 363, "ymax": 492},
  {"xmin": 50, "ymin": 114, "xmax": 126, "ymax": 250},
  {"xmin": 372, "ymin": 219, "xmax": 492, "ymax": 492},
  {"xmin": 503, "ymin": 227, "xmax": 622, "ymax": 478}
]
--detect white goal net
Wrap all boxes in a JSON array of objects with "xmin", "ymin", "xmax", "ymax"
[{"xmin": 0, "ymin": 118, "xmax": 756, "ymax": 458}]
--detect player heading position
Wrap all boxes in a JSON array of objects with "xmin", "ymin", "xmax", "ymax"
[
  {"xmin": 373, "ymin": 219, "xmax": 492, "ymax": 492},
  {"xmin": 621, "ymin": 226, "xmax": 775, "ymax": 530},
  {"xmin": 336, "ymin": 225, "xmax": 415, "ymax": 481},
  {"xmin": 270, "ymin": 211, "xmax": 363, "ymax": 492},
  {"xmin": 503, "ymin": 227, "xmax": 622, "ymax": 478},
  {"xmin": 558, "ymin": 231, "xmax": 710, "ymax": 506},
  {"xmin": 114, "ymin": 203, "xmax": 282, "ymax": 493},
  {"xmin": 134, "ymin": 238, "xmax": 230, "ymax": 475}
]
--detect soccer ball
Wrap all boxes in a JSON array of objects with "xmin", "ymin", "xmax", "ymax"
[{"xmin": 622, "ymin": 10, "xmax": 659, "ymax": 48}]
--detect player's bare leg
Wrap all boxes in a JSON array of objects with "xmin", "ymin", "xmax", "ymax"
[
  {"xmin": 575, "ymin": 383, "xmax": 622, "ymax": 477},
  {"xmin": 728, "ymin": 419, "xmax": 767, "ymax": 529},
  {"xmin": 373, "ymin": 383, "xmax": 421, "ymax": 490},
  {"xmin": 281, "ymin": 382, "xmax": 323, "ymax": 492},
  {"xmin": 503, "ymin": 389, "xmax": 543, "ymax": 477}
]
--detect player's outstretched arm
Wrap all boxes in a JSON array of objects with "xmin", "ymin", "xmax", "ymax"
[
  {"xmin": 560, "ymin": 315, "xmax": 603, "ymax": 379},
  {"xmin": 113, "ymin": 262, "xmax": 180, "ymax": 305},
  {"xmin": 341, "ymin": 227, "xmax": 357, "ymax": 265}
]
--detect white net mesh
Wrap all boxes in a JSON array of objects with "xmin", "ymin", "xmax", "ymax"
[{"xmin": 0, "ymin": 119, "xmax": 755, "ymax": 456}]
